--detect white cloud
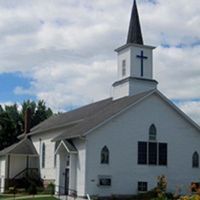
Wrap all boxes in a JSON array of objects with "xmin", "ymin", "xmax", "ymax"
[
  {"xmin": 0, "ymin": 101, "xmax": 13, "ymax": 107},
  {"xmin": 0, "ymin": 0, "xmax": 199, "ymax": 122},
  {"xmin": 155, "ymin": 45, "xmax": 200, "ymax": 100},
  {"xmin": 178, "ymin": 101, "xmax": 200, "ymax": 124}
]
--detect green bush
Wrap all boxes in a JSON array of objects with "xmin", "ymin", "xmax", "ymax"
[
  {"xmin": 47, "ymin": 183, "xmax": 55, "ymax": 195},
  {"xmin": 28, "ymin": 184, "xmax": 37, "ymax": 195},
  {"xmin": 132, "ymin": 190, "xmax": 158, "ymax": 200}
]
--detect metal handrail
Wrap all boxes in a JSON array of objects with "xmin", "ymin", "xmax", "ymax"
[
  {"xmin": 54, "ymin": 184, "xmax": 78, "ymax": 199},
  {"xmin": 0, "ymin": 183, "xmax": 78, "ymax": 200},
  {"xmin": 12, "ymin": 168, "xmax": 39, "ymax": 180}
]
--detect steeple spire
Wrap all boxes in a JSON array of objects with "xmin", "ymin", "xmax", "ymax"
[{"xmin": 127, "ymin": 0, "xmax": 143, "ymax": 45}]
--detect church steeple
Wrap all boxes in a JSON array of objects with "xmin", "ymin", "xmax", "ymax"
[
  {"xmin": 112, "ymin": 0, "xmax": 157, "ymax": 100},
  {"xmin": 127, "ymin": 0, "xmax": 143, "ymax": 45}
]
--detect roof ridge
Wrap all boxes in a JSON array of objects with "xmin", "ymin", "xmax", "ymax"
[{"xmin": 52, "ymin": 90, "xmax": 155, "ymax": 141}]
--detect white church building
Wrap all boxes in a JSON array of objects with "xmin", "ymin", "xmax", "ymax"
[{"xmin": 0, "ymin": 0, "xmax": 200, "ymax": 197}]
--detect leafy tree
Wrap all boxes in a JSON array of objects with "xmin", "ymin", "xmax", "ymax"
[
  {"xmin": 0, "ymin": 112, "xmax": 16, "ymax": 150},
  {"xmin": 0, "ymin": 105, "xmax": 3, "ymax": 113},
  {"xmin": 0, "ymin": 100, "xmax": 53, "ymax": 150},
  {"xmin": 4, "ymin": 104, "xmax": 23, "ymax": 136},
  {"xmin": 21, "ymin": 100, "xmax": 53, "ymax": 132}
]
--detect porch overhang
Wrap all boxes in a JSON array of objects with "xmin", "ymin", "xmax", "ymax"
[
  {"xmin": 55, "ymin": 140, "xmax": 77, "ymax": 155},
  {"xmin": 0, "ymin": 138, "xmax": 38, "ymax": 157}
]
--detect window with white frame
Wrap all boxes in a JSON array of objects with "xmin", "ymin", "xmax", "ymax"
[
  {"xmin": 98, "ymin": 176, "xmax": 111, "ymax": 186},
  {"xmin": 138, "ymin": 182, "xmax": 148, "ymax": 192},
  {"xmin": 138, "ymin": 141, "xmax": 167, "ymax": 166}
]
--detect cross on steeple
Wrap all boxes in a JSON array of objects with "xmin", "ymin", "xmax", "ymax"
[
  {"xmin": 113, "ymin": 0, "xmax": 157, "ymax": 100},
  {"xmin": 137, "ymin": 51, "xmax": 148, "ymax": 77}
]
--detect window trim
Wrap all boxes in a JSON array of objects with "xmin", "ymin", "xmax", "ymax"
[
  {"xmin": 138, "ymin": 142, "xmax": 167, "ymax": 166},
  {"xmin": 138, "ymin": 181, "xmax": 148, "ymax": 192},
  {"xmin": 98, "ymin": 175, "xmax": 112, "ymax": 187}
]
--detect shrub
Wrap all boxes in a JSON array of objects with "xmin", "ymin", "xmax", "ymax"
[
  {"xmin": 47, "ymin": 182, "xmax": 55, "ymax": 195},
  {"xmin": 28, "ymin": 184, "xmax": 37, "ymax": 195},
  {"xmin": 130, "ymin": 190, "xmax": 158, "ymax": 200}
]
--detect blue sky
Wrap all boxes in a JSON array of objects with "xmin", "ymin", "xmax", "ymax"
[
  {"xmin": 0, "ymin": 0, "xmax": 199, "ymax": 123},
  {"xmin": 0, "ymin": 73, "xmax": 35, "ymax": 102}
]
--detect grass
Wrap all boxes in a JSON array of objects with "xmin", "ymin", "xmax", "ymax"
[
  {"xmin": 0, "ymin": 195, "xmax": 59, "ymax": 200},
  {"xmin": 16, "ymin": 198, "xmax": 58, "ymax": 200}
]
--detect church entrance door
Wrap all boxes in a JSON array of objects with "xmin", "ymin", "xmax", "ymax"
[{"xmin": 65, "ymin": 168, "xmax": 69, "ymax": 195}]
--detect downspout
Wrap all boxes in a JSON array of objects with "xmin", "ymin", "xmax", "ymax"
[
  {"xmin": 6, "ymin": 154, "xmax": 10, "ymax": 190},
  {"xmin": 7, "ymin": 154, "xmax": 10, "ymax": 179},
  {"xmin": 26, "ymin": 155, "xmax": 29, "ymax": 177},
  {"xmin": 24, "ymin": 108, "xmax": 31, "ymax": 177}
]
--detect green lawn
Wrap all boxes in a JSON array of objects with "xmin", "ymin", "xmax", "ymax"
[
  {"xmin": 0, "ymin": 195, "xmax": 59, "ymax": 200},
  {"xmin": 16, "ymin": 198, "xmax": 58, "ymax": 200}
]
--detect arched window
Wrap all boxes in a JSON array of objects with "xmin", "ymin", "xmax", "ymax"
[
  {"xmin": 192, "ymin": 152, "xmax": 199, "ymax": 168},
  {"xmin": 42, "ymin": 143, "xmax": 46, "ymax": 168},
  {"xmin": 101, "ymin": 146, "xmax": 109, "ymax": 164},
  {"xmin": 149, "ymin": 124, "xmax": 157, "ymax": 141}
]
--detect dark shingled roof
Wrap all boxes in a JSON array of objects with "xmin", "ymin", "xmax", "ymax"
[
  {"xmin": 127, "ymin": 0, "xmax": 143, "ymax": 45},
  {"xmin": 55, "ymin": 140, "xmax": 77, "ymax": 154},
  {"xmin": 0, "ymin": 138, "xmax": 38, "ymax": 156},
  {"xmin": 20, "ymin": 90, "xmax": 154, "ymax": 141},
  {"xmin": 52, "ymin": 90, "xmax": 154, "ymax": 141},
  {"xmin": 19, "ymin": 89, "xmax": 200, "ymax": 142},
  {"xmin": 30, "ymin": 97, "xmax": 113, "ymax": 134}
]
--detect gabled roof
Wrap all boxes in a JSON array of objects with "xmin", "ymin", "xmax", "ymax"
[
  {"xmin": 52, "ymin": 89, "xmax": 200, "ymax": 141},
  {"xmin": 127, "ymin": 0, "xmax": 143, "ymax": 45},
  {"xmin": 19, "ymin": 97, "xmax": 113, "ymax": 138},
  {"xmin": 55, "ymin": 140, "xmax": 77, "ymax": 154},
  {"xmin": 19, "ymin": 89, "xmax": 199, "ymax": 142},
  {"xmin": 154, "ymin": 90, "xmax": 200, "ymax": 132},
  {"xmin": 20, "ymin": 90, "xmax": 153, "ymax": 140},
  {"xmin": 52, "ymin": 90, "xmax": 154, "ymax": 141},
  {"xmin": 0, "ymin": 138, "xmax": 38, "ymax": 156}
]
